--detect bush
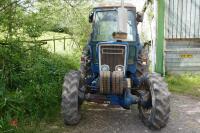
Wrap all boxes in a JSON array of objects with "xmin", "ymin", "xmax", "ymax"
[{"xmin": 0, "ymin": 41, "xmax": 80, "ymax": 132}]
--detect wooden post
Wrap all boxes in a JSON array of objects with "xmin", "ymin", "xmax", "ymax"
[
  {"xmin": 53, "ymin": 36, "xmax": 55, "ymax": 53},
  {"xmin": 64, "ymin": 37, "xmax": 66, "ymax": 50}
]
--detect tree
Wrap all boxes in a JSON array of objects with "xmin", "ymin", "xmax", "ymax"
[{"xmin": 0, "ymin": 0, "xmax": 91, "ymax": 47}]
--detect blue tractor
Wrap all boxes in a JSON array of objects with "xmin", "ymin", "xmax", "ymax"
[{"xmin": 61, "ymin": 2, "xmax": 170, "ymax": 129}]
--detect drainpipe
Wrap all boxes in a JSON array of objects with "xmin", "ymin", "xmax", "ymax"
[{"xmin": 155, "ymin": 0, "xmax": 165, "ymax": 74}]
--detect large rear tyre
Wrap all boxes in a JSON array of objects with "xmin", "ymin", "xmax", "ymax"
[
  {"xmin": 138, "ymin": 73, "xmax": 170, "ymax": 129},
  {"xmin": 61, "ymin": 70, "xmax": 84, "ymax": 125},
  {"xmin": 136, "ymin": 47, "xmax": 149, "ymax": 78}
]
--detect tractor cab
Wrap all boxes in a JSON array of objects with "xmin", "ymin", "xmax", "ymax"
[
  {"xmin": 89, "ymin": 3, "xmax": 142, "ymax": 42},
  {"xmin": 90, "ymin": 4, "xmax": 137, "ymax": 42},
  {"xmin": 88, "ymin": 3, "xmax": 143, "ymax": 75},
  {"xmin": 89, "ymin": 3, "xmax": 143, "ymax": 41}
]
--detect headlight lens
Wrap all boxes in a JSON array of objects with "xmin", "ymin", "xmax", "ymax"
[
  {"xmin": 101, "ymin": 64, "xmax": 110, "ymax": 71},
  {"xmin": 115, "ymin": 65, "xmax": 124, "ymax": 71}
]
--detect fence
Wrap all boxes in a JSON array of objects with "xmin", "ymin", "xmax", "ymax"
[
  {"xmin": 0, "ymin": 36, "xmax": 81, "ymax": 54},
  {"xmin": 28, "ymin": 37, "xmax": 80, "ymax": 53}
]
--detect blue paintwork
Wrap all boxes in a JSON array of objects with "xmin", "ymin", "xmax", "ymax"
[
  {"xmin": 84, "ymin": 8, "xmax": 147, "ymax": 108},
  {"xmin": 86, "ymin": 41, "xmax": 143, "ymax": 107},
  {"xmin": 107, "ymin": 89, "xmax": 138, "ymax": 108}
]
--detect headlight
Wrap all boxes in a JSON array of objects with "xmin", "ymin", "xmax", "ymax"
[
  {"xmin": 115, "ymin": 65, "xmax": 124, "ymax": 71},
  {"xmin": 101, "ymin": 64, "xmax": 110, "ymax": 71}
]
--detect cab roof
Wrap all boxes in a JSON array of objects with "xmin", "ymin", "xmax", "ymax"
[{"xmin": 94, "ymin": 3, "xmax": 136, "ymax": 9}]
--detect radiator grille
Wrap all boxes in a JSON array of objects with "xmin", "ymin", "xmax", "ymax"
[{"xmin": 100, "ymin": 45, "xmax": 126, "ymax": 71}]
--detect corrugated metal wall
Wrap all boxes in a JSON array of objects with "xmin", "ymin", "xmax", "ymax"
[
  {"xmin": 165, "ymin": 39, "xmax": 200, "ymax": 73},
  {"xmin": 165, "ymin": 0, "xmax": 200, "ymax": 39},
  {"xmin": 164, "ymin": 0, "xmax": 200, "ymax": 74}
]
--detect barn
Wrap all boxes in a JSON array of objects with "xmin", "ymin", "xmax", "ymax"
[{"xmin": 154, "ymin": 0, "xmax": 200, "ymax": 74}]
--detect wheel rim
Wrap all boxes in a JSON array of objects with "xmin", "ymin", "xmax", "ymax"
[{"xmin": 141, "ymin": 107, "xmax": 152, "ymax": 119}]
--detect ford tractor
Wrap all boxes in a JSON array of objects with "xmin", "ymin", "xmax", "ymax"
[{"xmin": 61, "ymin": 2, "xmax": 170, "ymax": 129}]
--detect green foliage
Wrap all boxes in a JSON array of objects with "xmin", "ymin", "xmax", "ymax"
[
  {"xmin": 24, "ymin": 15, "xmax": 45, "ymax": 38},
  {"xmin": 0, "ymin": 42, "xmax": 80, "ymax": 132},
  {"xmin": 166, "ymin": 74, "xmax": 200, "ymax": 97},
  {"xmin": 0, "ymin": 0, "xmax": 91, "ymax": 47},
  {"xmin": 0, "ymin": 0, "xmax": 90, "ymax": 132},
  {"xmin": 46, "ymin": 1, "xmax": 92, "ymax": 46}
]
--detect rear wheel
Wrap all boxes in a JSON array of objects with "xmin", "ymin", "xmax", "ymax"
[
  {"xmin": 61, "ymin": 70, "xmax": 84, "ymax": 125},
  {"xmin": 136, "ymin": 47, "xmax": 149, "ymax": 78},
  {"xmin": 138, "ymin": 73, "xmax": 170, "ymax": 129}
]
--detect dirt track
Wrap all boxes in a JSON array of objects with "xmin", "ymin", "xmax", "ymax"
[{"xmin": 46, "ymin": 94, "xmax": 200, "ymax": 133}]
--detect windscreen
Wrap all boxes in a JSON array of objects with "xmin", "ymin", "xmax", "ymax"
[{"xmin": 92, "ymin": 10, "xmax": 136, "ymax": 41}]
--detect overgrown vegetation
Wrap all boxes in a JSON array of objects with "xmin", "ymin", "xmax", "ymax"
[
  {"xmin": 166, "ymin": 74, "xmax": 200, "ymax": 97},
  {"xmin": 0, "ymin": 0, "xmax": 90, "ymax": 132},
  {"xmin": 0, "ymin": 43, "xmax": 80, "ymax": 132}
]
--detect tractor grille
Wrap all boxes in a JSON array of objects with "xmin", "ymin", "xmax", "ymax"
[{"xmin": 100, "ymin": 45, "xmax": 126, "ymax": 71}]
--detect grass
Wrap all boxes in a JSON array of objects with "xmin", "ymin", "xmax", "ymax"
[{"xmin": 165, "ymin": 74, "xmax": 200, "ymax": 97}]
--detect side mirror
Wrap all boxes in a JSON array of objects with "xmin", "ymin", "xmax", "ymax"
[
  {"xmin": 136, "ymin": 12, "xmax": 144, "ymax": 23},
  {"xmin": 89, "ymin": 12, "xmax": 94, "ymax": 23}
]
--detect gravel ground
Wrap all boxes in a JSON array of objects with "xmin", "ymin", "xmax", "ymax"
[{"xmin": 46, "ymin": 94, "xmax": 200, "ymax": 133}]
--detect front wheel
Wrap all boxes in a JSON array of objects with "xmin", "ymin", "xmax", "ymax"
[
  {"xmin": 138, "ymin": 73, "xmax": 170, "ymax": 129},
  {"xmin": 61, "ymin": 70, "xmax": 85, "ymax": 125}
]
